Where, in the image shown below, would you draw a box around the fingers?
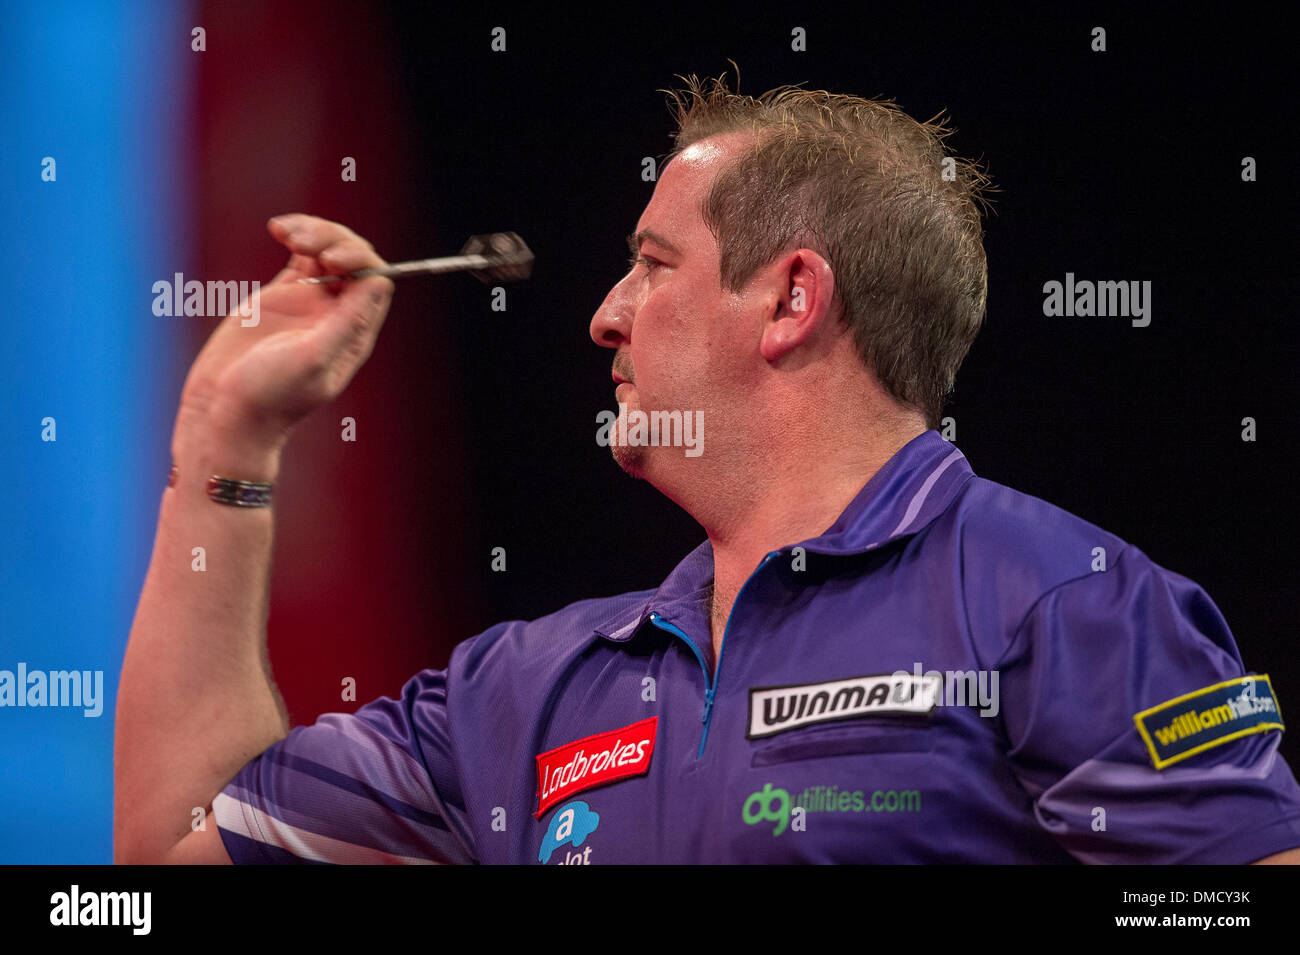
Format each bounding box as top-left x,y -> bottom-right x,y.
311,275 -> 396,387
266,214 -> 387,275
267,213 -> 373,253
319,240 -> 384,274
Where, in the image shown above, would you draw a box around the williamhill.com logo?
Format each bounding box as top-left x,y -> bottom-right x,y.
1134,675 -> 1284,769
1153,690 -> 1275,745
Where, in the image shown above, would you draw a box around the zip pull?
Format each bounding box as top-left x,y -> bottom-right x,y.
702,687 -> 715,723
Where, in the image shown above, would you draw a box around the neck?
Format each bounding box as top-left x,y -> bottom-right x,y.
692,406 -> 927,658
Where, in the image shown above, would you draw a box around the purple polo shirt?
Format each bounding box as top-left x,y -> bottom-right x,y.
213,430 -> 1300,863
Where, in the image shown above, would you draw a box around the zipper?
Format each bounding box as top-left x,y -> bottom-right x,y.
648,550 -> 779,759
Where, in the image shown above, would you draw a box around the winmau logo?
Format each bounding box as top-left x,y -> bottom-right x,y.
747,673 -> 941,739
49,885 -> 150,935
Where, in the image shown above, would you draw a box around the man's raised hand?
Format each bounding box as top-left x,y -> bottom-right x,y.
174,215 -> 396,476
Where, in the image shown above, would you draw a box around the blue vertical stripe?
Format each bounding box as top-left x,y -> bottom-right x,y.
0,0 -> 193,863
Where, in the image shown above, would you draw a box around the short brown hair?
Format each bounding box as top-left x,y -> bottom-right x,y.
663,69 -> 994,430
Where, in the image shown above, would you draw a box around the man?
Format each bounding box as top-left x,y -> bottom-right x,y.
116,75 -> 1300,864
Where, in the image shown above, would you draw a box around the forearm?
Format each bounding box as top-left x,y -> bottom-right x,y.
114,413 -> 289,863
113,213 -> 396,863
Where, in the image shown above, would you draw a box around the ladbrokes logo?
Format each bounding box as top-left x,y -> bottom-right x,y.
535,716 -> 657,817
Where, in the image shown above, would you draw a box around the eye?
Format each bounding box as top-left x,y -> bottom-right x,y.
628,252 -> 660,273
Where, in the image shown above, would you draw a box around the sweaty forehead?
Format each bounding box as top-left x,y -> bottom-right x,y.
662,132 -> 753,189
641,133 -> 751,246
673,136 -> 737,169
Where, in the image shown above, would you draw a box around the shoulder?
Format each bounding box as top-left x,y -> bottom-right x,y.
449,587 -> 656,686
950,474 -> 1132,580
937,474 -> 1241,682
428,588 -> 657,782
934,473 -> 1205,660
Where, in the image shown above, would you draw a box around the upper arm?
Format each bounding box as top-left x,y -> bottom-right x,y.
209,668 -> 477,865
165,817 -> 233,864
997,547 -> 1300,863
1252,847 -> 1300,864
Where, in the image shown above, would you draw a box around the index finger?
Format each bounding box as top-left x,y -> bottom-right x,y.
266,214 -> 377,255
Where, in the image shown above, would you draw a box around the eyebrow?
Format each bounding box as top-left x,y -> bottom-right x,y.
627,229 -> 682,258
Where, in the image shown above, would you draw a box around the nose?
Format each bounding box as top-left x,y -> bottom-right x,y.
589,270 -> 635,349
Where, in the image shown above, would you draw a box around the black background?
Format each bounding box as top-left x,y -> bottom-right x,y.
378,4 -> 1296,764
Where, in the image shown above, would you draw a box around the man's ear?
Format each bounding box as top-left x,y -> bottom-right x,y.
758,249 -> 836,363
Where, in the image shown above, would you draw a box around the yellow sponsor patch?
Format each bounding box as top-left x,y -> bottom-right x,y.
1133,675 -> 1284,770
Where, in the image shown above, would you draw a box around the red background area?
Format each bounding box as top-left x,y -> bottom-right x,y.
192,2 -> 484,725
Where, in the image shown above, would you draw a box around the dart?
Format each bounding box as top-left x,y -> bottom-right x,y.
297,232 -> 534,284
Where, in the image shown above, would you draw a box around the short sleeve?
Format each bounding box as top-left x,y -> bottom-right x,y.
995,546 -> 1300,864
213,668 -> 477,864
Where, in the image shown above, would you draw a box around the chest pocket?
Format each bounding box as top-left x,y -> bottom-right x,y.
750,717 -> 936,767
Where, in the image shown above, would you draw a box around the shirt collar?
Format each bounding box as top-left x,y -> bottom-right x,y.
594,429 -> 974,642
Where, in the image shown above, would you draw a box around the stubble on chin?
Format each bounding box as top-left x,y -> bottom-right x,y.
611,442 -> 646,479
